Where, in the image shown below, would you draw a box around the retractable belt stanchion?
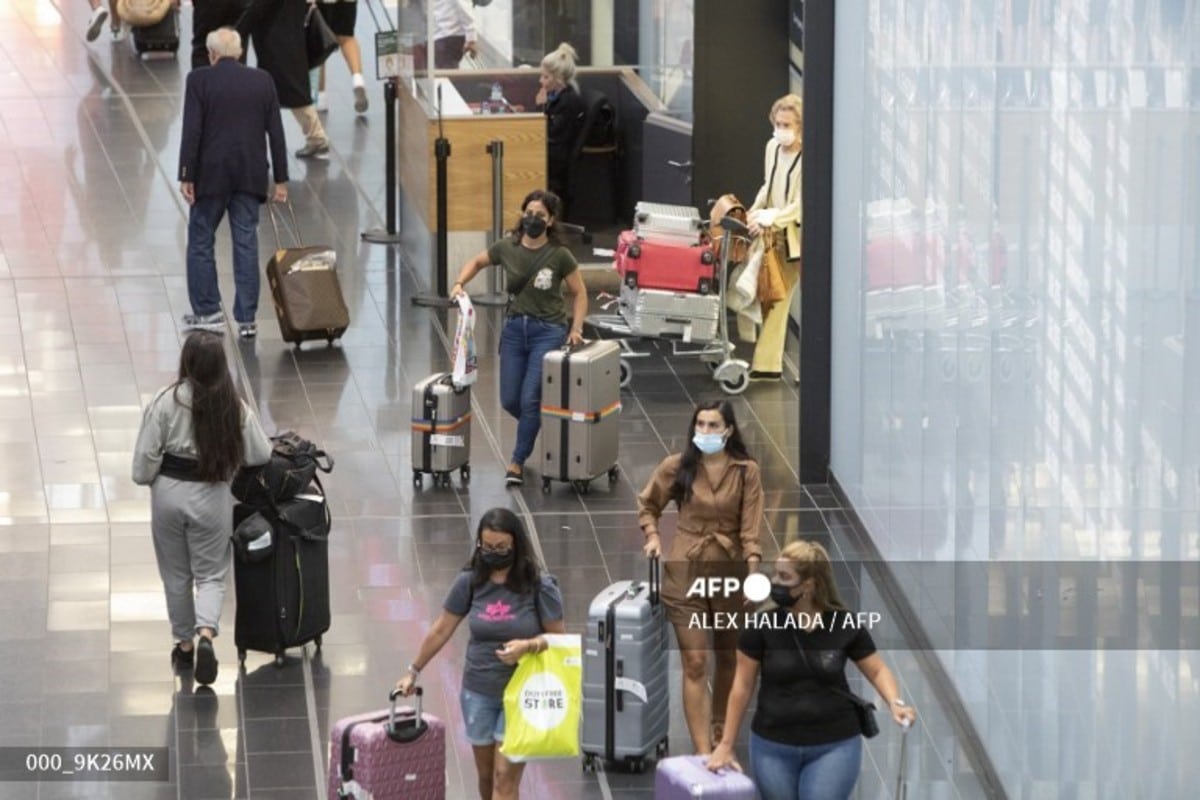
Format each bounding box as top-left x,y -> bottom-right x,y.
471,139 -> 509,307
361,0 -> 401,244
361,78 -> 402,244
412,85 -> 453,307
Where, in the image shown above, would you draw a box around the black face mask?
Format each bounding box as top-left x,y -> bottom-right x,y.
479,549 -> 515,570
522,215 -> 548,239
769,583 -> 798,608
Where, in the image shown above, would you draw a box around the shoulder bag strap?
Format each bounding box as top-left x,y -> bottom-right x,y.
790,623 -> 871,708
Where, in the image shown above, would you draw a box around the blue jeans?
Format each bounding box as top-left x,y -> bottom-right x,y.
750,732 -> 862,800
187,192 -> 262,323
460,687 -> 505,747
499,315 -> 567,466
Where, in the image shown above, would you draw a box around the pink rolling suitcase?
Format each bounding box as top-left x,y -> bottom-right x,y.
328,688 -> 446,800
654,755 -> 756,799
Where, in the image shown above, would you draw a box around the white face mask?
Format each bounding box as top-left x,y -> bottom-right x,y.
773,126 -> 797,147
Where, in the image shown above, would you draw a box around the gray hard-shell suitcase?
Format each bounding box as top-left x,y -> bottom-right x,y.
581,558 -> 670,774
618,283 -> 721,343
411,373 -> 471,488
540,341 -> 621,493
634,201 -> 704,247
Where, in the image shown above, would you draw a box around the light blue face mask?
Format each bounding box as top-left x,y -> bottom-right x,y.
693,432 -> 727,455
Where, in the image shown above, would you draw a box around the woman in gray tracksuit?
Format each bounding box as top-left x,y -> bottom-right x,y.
132,331 -> 272,685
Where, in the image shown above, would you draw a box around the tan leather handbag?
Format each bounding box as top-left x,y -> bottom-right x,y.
117,0 -> 172,27
708,193 -> 751,265
758,230 -> 791,312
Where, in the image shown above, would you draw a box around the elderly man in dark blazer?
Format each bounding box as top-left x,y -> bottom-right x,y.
179,27 -> 288,339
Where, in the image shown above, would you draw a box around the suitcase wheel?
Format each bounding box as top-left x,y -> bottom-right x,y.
656,736 -> 669,757
542,478 -> 551,493
438,472 -> 453,488
624,273 -> 638,289
460,464 -> 470,483
314,635 -> 322,651
700,249 -> 715,265
274,653 -> 286,668
237,648 -> 246,665
628,244 -> 641,259
698,277 -> 712,295
571,479 -> 591,495
618,359 -> 632,388
412,471 -> 423,488
582,754 -> 597,773
607,466 -> 619,485
626,756 -> 646,773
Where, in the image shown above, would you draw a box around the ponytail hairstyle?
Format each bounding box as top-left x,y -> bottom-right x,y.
669,400 -> 753,507
540,42 -> 579,92
173,331 -> 244,482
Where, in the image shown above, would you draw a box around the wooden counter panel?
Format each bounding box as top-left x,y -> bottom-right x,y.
430,116 -> 547,232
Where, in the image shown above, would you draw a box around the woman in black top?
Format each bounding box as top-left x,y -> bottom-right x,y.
535,43 -> 587,214
707,540 -> 917,799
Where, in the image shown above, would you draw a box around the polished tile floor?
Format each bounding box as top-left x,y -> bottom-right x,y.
0,2 -> 994,798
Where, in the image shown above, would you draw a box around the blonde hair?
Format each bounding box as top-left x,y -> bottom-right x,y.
778,539 -> 846,611
206,27 -> 242,60
769,93 -> 804,126
541,42 -> 579,90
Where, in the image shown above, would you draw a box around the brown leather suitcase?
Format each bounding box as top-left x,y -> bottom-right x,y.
265,202 -> 350,347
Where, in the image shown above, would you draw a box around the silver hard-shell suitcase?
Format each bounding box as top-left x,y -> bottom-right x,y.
411,373 -> 471,488
581,558 -> 670,774
634,201 -> 704,247
540,341 -> 621,493
618,283 -> 722,343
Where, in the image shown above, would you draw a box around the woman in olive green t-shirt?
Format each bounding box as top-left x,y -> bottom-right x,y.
450,189 -> 588,486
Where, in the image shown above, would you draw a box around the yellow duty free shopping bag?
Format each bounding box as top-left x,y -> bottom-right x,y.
499,633 -> 582,759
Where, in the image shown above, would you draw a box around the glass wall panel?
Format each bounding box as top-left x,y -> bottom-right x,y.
831,0 -> 1199,795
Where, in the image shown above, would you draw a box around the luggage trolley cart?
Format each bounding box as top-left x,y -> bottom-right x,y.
587,215 -> 754,395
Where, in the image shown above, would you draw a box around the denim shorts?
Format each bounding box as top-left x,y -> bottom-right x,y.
460,687 -> 506,748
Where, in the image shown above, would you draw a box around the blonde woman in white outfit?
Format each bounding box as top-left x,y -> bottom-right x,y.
747,93 -> 803,380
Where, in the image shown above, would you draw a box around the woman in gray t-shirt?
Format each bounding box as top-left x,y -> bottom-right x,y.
396,508 -> 565,799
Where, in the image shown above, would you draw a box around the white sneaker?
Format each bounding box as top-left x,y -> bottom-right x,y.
86,7 -> 109,42
111,24 -> 128,43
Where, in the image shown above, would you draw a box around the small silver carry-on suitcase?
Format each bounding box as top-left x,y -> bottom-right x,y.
581,558 -> 670,774
634,201 -> 704,247
328,687 -> 447,800
618,283 -> 722,343
540,340 -> 622,493
411,373 -> 471,488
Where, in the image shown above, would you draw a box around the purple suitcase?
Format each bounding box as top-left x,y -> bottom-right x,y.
654,755 -> 757,799
328,687 -> 446,800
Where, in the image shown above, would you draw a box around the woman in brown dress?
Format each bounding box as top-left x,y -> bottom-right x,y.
638,400 -> 764,754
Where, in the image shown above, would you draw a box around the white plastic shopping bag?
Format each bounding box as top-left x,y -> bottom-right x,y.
451,294 -> 478,389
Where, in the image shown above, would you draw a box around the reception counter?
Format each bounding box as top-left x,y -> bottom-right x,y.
396,71 -> 547,233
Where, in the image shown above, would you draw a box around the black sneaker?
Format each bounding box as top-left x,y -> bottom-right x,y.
505,465 -> 524,487
194,637 -> 218,686
171,644 -> 194,671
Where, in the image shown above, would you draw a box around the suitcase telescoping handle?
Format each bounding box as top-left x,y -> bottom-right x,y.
647,554 -> 660,605
266,199 -> 306,250
385,686 -> 429,744
895,718 -> 912,799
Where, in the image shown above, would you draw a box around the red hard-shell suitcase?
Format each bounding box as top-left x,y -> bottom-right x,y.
653,755 -> 756,799
328,688 -> 446,800
614,230 -> 718,295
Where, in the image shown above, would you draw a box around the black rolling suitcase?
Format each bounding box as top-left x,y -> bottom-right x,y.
132,6 -> 180,56
232,485 -> 331,666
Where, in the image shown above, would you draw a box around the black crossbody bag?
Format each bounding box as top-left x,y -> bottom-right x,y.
791,627 -> 880,739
